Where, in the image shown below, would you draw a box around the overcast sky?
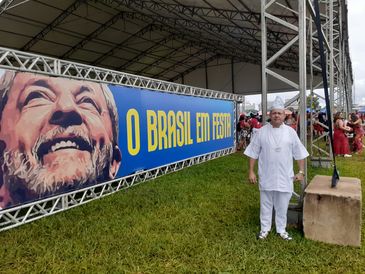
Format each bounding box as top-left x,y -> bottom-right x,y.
246,0 -> 364,108
348,0 -> 365,105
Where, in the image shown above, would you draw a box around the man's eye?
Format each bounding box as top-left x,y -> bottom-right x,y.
79,97 -> 101,113
23,91 -> 48,106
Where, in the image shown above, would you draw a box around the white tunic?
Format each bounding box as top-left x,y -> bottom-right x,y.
244,123 -> 309,193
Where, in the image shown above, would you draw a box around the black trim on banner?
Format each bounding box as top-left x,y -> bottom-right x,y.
313,0 -> 340,188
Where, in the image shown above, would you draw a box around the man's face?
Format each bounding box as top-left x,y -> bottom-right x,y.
269,109 -> 285,127
0,73 -> 120,198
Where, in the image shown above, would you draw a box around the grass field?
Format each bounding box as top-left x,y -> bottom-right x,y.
0,152 -> 364,273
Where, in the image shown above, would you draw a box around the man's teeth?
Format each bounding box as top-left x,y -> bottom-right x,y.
50,140 -> 79,152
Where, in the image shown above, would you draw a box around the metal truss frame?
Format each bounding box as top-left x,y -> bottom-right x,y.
307,0 -> 352,167
0,0 -> 352,231
260,0 -> 312,207
308,0 -> 332,165
0,0 -> 15,16
0,47 -> 242,231
111,0 -> 301,76
0,147 -> 234,232
1,0 -> 313,82
10,2 -> 231,79
21,0 -> 87,52
261,0 -> 307,210
90,23 -> 169,67
113,0 -> 300,50
262,0 -> 352,210
261,0 -> 307,148
0,47 -> 243,101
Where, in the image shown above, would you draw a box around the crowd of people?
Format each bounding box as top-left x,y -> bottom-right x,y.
237,108 -> 365,157
310,110 -> 364,156
236,113 -> 263,150
236,108 -> 298,151
332,111 -> 364,157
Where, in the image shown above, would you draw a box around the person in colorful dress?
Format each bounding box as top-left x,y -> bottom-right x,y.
348,113 -> 364,154
333,112 -> 352,157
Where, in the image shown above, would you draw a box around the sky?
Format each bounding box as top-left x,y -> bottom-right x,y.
348,0 -> 365,106
246,0 -> 365,109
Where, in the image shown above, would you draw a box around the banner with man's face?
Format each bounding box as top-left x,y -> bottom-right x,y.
0,69 -> 234,210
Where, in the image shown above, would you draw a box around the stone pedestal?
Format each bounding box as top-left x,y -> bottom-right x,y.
303,175 -> 362,247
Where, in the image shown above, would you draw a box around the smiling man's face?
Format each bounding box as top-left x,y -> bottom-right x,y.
269,109 -> 285,128
0,72 -> 120,200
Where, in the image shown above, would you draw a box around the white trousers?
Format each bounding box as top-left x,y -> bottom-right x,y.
260,190 -> 292,234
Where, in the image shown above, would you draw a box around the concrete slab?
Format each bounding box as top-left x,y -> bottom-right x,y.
303,175 -> 362,247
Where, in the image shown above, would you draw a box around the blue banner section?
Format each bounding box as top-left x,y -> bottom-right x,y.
109,85 -> 234,177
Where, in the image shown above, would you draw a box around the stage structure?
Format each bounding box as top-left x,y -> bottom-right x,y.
261,0 -> 353,212
0,0 -> 352,229
308,0 -> 353,168
271,0 -> 353,169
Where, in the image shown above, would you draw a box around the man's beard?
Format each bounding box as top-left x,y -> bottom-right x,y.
1,127 -> 114,204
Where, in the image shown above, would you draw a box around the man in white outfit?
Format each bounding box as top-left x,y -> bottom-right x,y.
244,96 -> 309,240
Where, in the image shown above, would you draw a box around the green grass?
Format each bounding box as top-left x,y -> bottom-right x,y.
0,152 -> 364,273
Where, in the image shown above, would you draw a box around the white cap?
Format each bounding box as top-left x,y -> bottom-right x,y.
271,96 -> 285,110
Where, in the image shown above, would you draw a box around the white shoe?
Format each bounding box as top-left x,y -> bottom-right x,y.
344,154 -> 352,158
278,232 -> 293,241
257,231 -> 269,240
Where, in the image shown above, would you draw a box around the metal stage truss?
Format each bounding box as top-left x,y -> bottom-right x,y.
308,0 -> 352,167
0,0 -> 352,230
0,47 -> 244,101
261,0 -> 352,210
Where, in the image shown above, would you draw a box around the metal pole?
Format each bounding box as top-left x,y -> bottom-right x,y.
329,0 -> 334,114
299,0 -> 307,193
231,57 -> 235,93
205,60 -> 208,89
309,18 -> 314,157
261,0 -> 267,123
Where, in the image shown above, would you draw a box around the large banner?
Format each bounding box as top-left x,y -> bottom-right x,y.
0,69 -> 234,210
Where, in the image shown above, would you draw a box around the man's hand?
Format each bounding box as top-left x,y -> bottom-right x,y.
294,173 -> 304,181
248,171 -> 257,184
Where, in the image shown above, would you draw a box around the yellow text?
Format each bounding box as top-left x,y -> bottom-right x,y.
212,113 -> 231,140
126,108 -> 140,155
147,110 -> 193,152
196,112 -> 210,143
